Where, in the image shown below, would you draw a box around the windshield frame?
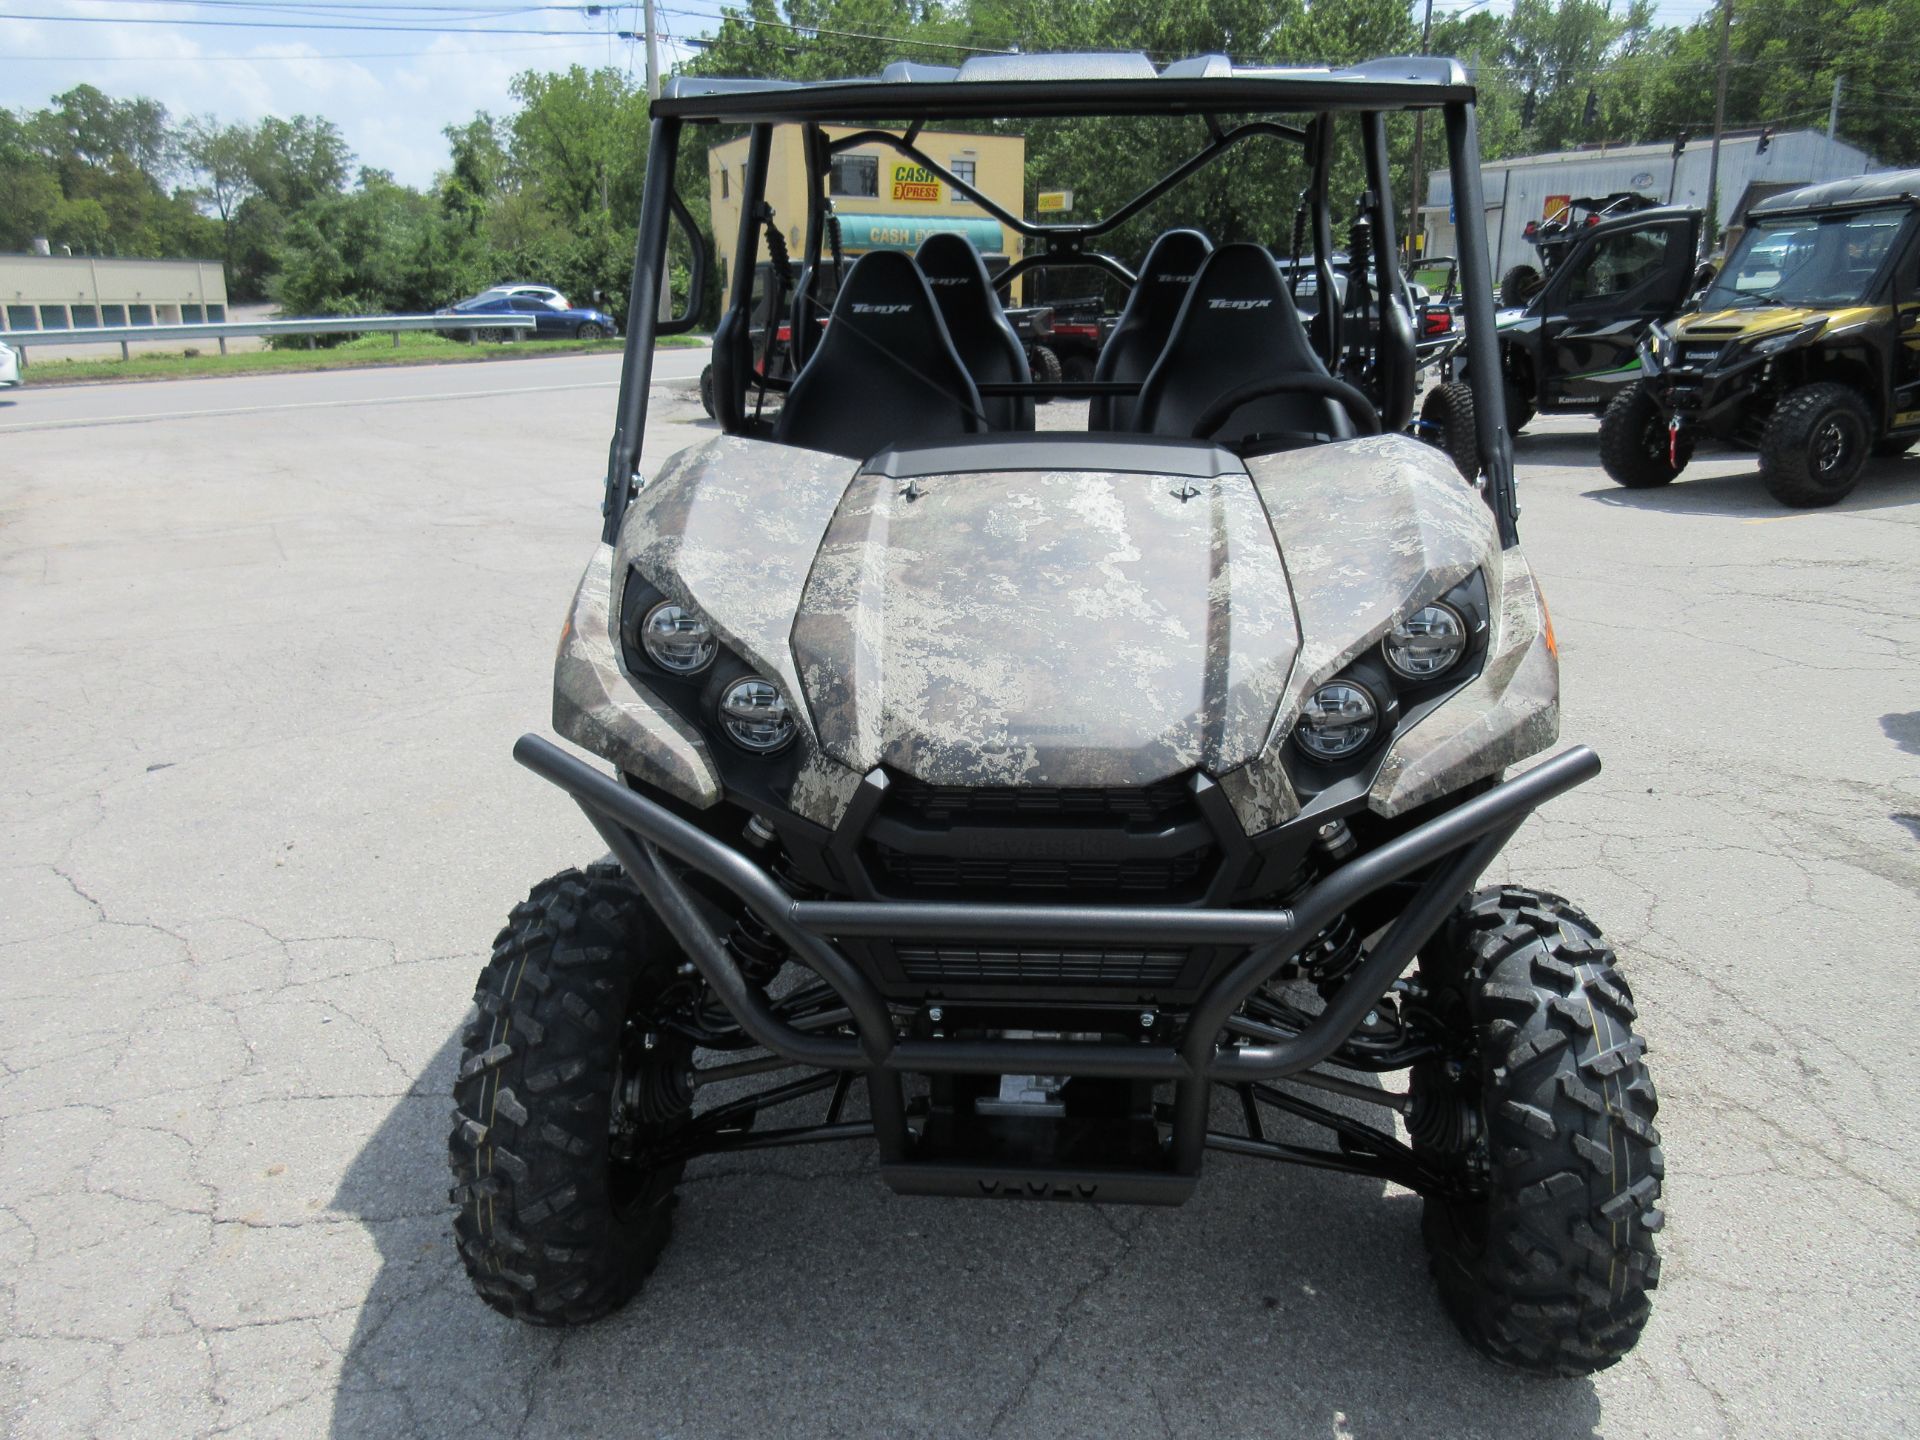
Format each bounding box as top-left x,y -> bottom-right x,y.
1704,205 -> 1916,311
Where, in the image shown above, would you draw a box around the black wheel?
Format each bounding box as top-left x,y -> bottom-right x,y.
1419,381 -> 1479,480
1599,382 -> 1692,488
1502,374 -> 1534,435
1411,887 -> 1663,1377
576,321 -> 607,340
1028,343 -> 1063,387
1760,382 -> 1873,507
1499,264 -> 1543,309
1060,351 -> 1095,383
473,326 -> 505,345
1871,434 -> 1916,458
449,862 -> 692,1326
698,363 -> 716,418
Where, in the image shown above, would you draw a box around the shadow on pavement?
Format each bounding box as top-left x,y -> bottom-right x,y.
1581,455 -> 1920,517
330,1031 -> 1604,1439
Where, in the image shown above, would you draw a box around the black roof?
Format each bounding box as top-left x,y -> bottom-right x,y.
656,53 -> 1474,124
1749,169 -> 1920,215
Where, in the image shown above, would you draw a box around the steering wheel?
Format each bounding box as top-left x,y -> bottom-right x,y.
1188,372 -> 1382,442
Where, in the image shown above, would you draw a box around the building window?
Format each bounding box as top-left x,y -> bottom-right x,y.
128,304 -> 153,325
719,166 -> 729,200
830,153 -> 878,198
950,158 -> 976,201
181,304 -> 204,324
207,304 -> 226,323
71,305 -> 98,328
6,305 -> 36,330
39,305 -> 68,330
101,305 -> 126,325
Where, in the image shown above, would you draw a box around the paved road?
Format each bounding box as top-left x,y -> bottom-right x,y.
1,356 -> 1916,1438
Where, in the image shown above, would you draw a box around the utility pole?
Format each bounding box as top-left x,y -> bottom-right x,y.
1703,0 -> 1733,251
1827,71 -> 1844,173
643,0 -> 662,100
1405,0 -> 1436,265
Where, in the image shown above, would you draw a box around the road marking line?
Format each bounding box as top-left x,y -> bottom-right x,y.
0,377 -> 630,433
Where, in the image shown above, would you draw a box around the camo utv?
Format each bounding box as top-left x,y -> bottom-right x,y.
450,53 -> 1664,1378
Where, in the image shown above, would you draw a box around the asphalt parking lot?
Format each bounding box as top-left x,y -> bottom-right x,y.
1,355 -> 1916,1438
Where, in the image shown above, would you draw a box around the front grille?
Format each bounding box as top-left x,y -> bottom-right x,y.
868,846 -> 1214,896
887,774 -> 1194,825
897,945 -> 1187,986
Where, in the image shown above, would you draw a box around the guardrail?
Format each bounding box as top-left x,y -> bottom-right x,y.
0,312 -> 537,362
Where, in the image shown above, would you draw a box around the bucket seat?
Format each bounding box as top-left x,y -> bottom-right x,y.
1131,242 -> 1356,451
1088,229 -> 1213,430
915,232 -> 1033,431
774,250 -> 988,459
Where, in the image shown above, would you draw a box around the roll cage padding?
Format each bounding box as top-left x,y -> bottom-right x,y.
914,232 -> 1033,432
1089,228 -> 1214,431
1132,243 -> 1356,448
773,250 -> 989,460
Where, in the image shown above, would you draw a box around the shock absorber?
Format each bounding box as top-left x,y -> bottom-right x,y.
721,817 -> 817,988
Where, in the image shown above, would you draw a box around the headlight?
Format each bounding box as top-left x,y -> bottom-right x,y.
717,675 -> 795,753
640,600 -> 717,674
1295,681 -> 1378,760
1383,603 -> 1467,680
1748,319 -> 1824,358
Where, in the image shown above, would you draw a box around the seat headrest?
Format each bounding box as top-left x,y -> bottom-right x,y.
915,231 -> 996,293
826,248 -> 943,328
1173,242 -> 1305,342
1131,229 -> 1214,327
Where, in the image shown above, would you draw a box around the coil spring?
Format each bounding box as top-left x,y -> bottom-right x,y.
723,851 -> 816,987
1273,861 -> 1362,984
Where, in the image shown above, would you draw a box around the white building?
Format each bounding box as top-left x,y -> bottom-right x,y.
0,254 -> 229,333
1421,129 -> 1883,274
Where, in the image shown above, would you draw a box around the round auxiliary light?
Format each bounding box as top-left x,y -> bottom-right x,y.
1295,681 -> 1379,761
717,675 -> 796,754
640,600 -> 717,674
1383,603 -> 1468,680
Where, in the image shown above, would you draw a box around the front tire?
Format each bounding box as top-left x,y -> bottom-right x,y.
1413,888 -> 1664,1377
1599,383 -> 1691,488
698,363 -> 716,418
576,321 -> 607,340
1419,380 -> 1479,480
1760,382 -> 1873,506
1027,343 -> 1063,388
449,863 -> 691,1326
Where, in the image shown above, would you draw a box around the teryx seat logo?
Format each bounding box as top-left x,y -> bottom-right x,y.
851,303 -> 914,315
1208,297 -> 1274,310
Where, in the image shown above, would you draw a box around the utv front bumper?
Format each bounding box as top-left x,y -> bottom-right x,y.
515,733 -> 1599,1204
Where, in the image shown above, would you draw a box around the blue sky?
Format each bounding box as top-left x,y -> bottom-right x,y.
2,0 -> 1718,189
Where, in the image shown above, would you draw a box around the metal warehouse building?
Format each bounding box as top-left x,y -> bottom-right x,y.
0,253 -> 229,334
1421,129 -> 1883,274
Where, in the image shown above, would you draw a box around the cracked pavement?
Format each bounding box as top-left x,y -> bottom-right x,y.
2,358 -> 1916,1437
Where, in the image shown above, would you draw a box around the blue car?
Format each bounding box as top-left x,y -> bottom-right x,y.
441,284 -> 620,341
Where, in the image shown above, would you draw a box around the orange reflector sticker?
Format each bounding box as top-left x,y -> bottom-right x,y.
1539,589 -> 1558,657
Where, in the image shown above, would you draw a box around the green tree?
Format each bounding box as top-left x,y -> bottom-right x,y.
506,66 -> 651,220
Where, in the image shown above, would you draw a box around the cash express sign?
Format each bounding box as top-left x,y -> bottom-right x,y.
890,161 -> 944,203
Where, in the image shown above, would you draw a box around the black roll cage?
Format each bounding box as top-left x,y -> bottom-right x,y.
600,69 -> 1519,550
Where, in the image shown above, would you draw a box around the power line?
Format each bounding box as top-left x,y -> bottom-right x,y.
0,9 -> 595,33
12,37 -> 612,59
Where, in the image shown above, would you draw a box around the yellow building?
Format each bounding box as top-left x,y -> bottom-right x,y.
709,125 -> 1026,303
